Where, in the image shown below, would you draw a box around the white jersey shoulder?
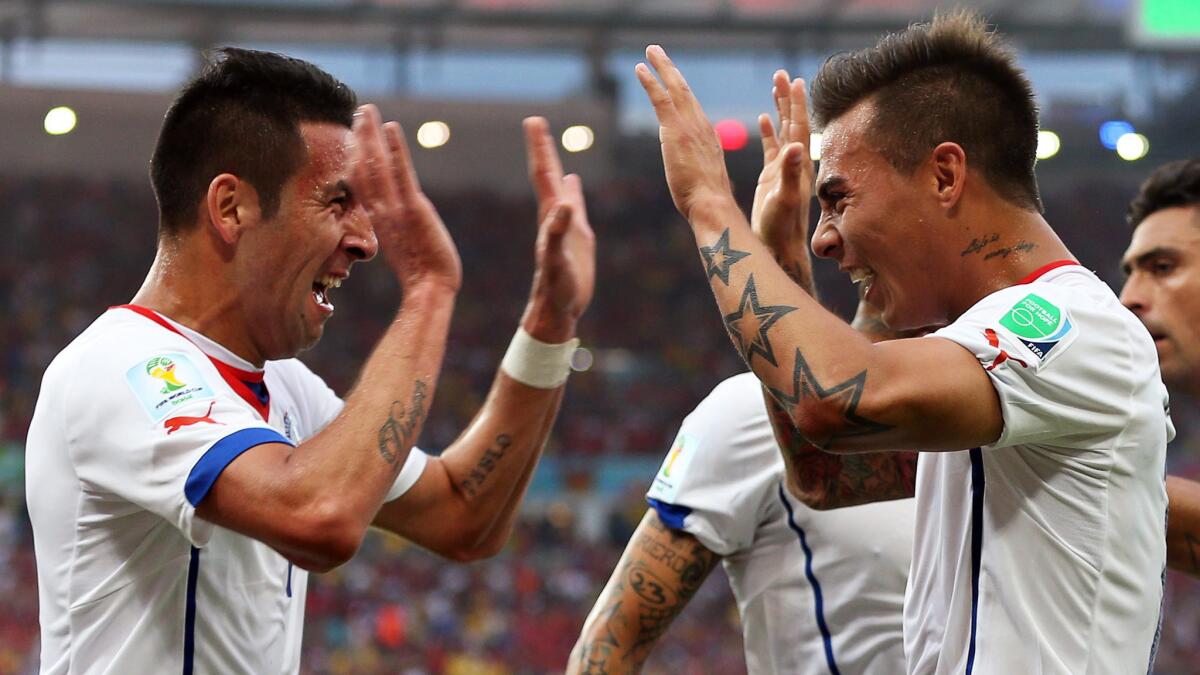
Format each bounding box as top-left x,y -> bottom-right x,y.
911,265 -> 1170,674
647,372 -> 912,675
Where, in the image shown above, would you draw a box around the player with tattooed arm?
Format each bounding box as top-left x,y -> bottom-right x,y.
25,49 -> 594,673
569,71 -> 913,675
636,12 -> 1170,675
1120,158 -> 1200,581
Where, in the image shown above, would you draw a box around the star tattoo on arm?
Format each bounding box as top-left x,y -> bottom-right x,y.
767,348 -> 892,449
700,228 -> 750,286
722,274 -> 797,367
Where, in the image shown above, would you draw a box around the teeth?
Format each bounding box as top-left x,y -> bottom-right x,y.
316,274 -> 343,289
848,268 -> 875,284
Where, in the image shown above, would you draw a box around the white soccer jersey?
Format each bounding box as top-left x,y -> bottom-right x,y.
908,261 -> 1172,675
26,305 -> 427,674
646,372 -> 914,674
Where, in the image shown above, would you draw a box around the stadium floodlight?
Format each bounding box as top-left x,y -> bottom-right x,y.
809,133 -> 822,161
1036,130 -> 1061,160
1115,133 -> 1150,161
714,119 -> 748,152
561,125 -> 594,153
416,121 -> 450,149
44,106 -> 77,136
1099,121 -> 1134,150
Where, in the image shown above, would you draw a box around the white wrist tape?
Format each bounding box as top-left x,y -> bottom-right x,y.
500,327 -> 580,389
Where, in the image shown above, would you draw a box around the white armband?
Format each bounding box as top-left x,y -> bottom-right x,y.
385,448 -> 429,502
500,327 -> 580,389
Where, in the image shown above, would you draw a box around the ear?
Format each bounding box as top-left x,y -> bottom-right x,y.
929,142 -> 967,209
204,173 -> 261,245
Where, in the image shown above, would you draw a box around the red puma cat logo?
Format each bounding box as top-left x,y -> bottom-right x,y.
984,328 -> 1028,371
164,402 -> 223,435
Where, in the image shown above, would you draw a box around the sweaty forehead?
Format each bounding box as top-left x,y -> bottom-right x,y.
816,101 -> 881,186
296,122 -> 353,188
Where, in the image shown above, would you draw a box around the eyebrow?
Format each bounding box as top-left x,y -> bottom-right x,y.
1121,246 -> 1179,275
320,179 -> 353,200
816,176 -> 847,202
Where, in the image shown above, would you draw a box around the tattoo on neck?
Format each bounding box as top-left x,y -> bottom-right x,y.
960,233 -> 1038,260
722,274 -> 798,367
983,240 -> 1037,260
700,228 -> 750,286
961,233 -> 1000,256
458,433 -> 514,498
377,380 -> 428,465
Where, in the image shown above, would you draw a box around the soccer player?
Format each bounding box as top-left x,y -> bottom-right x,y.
635,12 -> 1171,675
25,49 -> 595,672
1120,158 -> 1200,580
569,73 -> 914,675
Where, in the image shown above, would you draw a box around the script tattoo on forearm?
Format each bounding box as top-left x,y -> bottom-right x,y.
722,274 -> 798,367
573,516 -> 718,672
764,388 -> 916,508
377,380 -> 428,465
699,228 -> 750,285
457,433 -> 514,498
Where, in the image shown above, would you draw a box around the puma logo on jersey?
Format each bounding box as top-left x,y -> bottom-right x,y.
164,402 -> 223,434
983,328 -> 1028,371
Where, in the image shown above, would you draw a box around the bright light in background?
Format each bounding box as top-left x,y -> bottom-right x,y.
570,346 -> 593,372
809,133 -> 822,161
1099,120 -> 1134,150
1116,132 -> 1150,161
416,121 -> 450,149
43,106 -> 77,135
561,125 -> 594,153
714,119 -> 748,151
1036,130 -> 1061,160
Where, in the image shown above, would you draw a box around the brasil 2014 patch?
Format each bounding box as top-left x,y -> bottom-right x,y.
125,352 -> 215,422
998,293 -> 1074,361
648,432 -> 699,502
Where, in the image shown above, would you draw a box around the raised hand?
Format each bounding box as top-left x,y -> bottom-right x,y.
350,104 -> 462,294
752,71 -> 816,293
635,45 -> 736,222
520,116 -> 596,343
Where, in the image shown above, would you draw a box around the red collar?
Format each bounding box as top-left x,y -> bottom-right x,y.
113,304 -> 270,421
1017,259 -> 1080,285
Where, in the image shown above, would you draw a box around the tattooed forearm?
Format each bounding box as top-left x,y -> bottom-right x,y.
457,433 -> 514,498
767,348 -> 891,449
571,514 -> 718,674
764,386 -> 916,508
722,275 -> 798,367
700,228 -> 750,285
377,380 -> 428,464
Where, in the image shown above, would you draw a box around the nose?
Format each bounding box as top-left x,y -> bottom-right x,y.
811,216 -> 842,260
343,206 -> 378,262
1119,273 -> 1148,316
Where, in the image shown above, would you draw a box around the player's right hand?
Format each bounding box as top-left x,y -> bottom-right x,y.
350,104 -> 462,294
751,71 -> 814,260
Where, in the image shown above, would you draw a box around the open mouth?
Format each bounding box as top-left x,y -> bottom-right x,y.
312,273 -> 343,313
847,267 -> 876,298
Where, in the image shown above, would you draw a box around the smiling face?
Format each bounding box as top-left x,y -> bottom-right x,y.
1120,205 -> 1200,395
237,121 -> 377,360
810,102 -> 951,331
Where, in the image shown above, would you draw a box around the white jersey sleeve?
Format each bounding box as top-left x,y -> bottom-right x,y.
62,327 -> 292,548
929,274 -> 1171,449
646,373 -> 782,556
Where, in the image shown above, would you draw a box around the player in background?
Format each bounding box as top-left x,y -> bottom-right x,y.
569,71 -> 915,675
635,12 -> 1170,675
25,49 -> 594,673
1120,158 -> 1200,580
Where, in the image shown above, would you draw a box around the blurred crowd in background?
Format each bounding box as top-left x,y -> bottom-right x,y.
0,171 -> 1198,673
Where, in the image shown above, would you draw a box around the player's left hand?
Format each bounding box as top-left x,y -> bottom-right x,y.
635,45 -> 736,223
519,116 -> 596,343
752,71 -> 814,259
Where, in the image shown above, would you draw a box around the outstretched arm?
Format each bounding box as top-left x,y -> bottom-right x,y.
372,117 -> 595,561
568,510 -> 721,674
636,46 -> 1002,455
1167,475 -> 1200,579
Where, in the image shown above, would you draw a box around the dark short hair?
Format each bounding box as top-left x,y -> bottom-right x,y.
150,47 -> 358,235
810,11 -> 1042,211
1128,159 -> 1200,227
